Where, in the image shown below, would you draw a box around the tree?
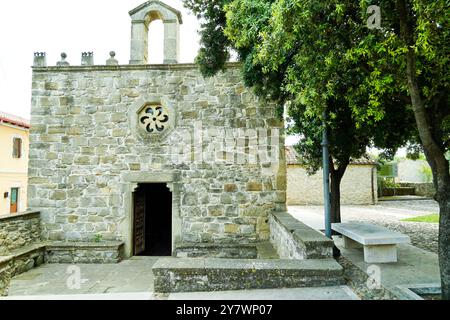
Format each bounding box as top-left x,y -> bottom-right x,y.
184,0 -> 415,228
184,0 -> 449,297
350,0 -> 450,298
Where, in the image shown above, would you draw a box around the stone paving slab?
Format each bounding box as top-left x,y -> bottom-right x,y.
3,257 -> 357,300
0,286 -> 360,300
166,286 -> 360,300
7,257 -> 159,296
335,237 -> 440,298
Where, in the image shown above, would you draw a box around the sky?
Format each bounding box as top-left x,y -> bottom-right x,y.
0,0 -> 201,119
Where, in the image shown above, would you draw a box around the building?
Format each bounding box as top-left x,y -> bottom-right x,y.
28,1 -> 286,259
286,146 -> 378,205
0,111 -> 30,215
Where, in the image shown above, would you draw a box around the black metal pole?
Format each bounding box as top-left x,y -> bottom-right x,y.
322,110 -> 332,239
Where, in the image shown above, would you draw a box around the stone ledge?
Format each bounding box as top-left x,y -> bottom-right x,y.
46,241 -> 124,250
9,242 -> 47,259
153,257 -> 343,293
32,62 -> 242,73
0,211 -> 40,222
175,242 -> 258,259
0,242 -> 47,296
270,212 -> 333,259
45,241 -> 125,264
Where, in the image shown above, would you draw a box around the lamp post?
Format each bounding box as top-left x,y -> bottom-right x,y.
322,109 -> 332,239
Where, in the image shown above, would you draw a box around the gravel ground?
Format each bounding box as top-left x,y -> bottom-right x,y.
289,199 -> 440,254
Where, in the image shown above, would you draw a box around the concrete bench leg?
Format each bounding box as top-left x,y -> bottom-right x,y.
343,236 -> 362,249
363,244 -> 397,263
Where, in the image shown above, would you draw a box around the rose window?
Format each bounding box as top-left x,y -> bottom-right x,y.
139,105 -> 169,133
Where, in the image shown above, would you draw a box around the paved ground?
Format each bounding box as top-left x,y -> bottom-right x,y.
2,199 -> 439,300
289,199 -> 439,254
334,237 -> 440,300
1,286 -> 359,300
3,257 -> 358,300
7,257 -> 157,296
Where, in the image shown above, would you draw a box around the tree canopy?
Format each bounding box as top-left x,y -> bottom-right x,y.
183,0 -> 450,298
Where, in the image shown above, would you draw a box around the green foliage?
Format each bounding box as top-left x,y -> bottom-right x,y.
93,234 -> 103,243
402,214 -> 439,223
183,0 -> 232,77
352,0 -> 450,153
420,164 -> 433,183
379,177 -> 400,189
183,0 -> 417,174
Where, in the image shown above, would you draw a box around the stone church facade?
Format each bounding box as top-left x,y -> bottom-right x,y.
28,1 -> 286,259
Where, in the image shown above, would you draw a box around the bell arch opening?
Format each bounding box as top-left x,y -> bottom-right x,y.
129,1 -> 182,64
147,18 -> 164,64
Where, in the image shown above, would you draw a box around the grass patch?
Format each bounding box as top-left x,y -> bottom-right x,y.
402,214 -> 439,223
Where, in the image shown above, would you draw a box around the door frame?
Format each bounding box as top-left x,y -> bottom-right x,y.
10,187 -> 19,213
121,171 -> 181,258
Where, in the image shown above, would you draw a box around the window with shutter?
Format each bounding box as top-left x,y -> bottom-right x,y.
12,138 -> 22,158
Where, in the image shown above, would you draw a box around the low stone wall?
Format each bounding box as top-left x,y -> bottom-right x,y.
287,164 -> 377,205
0,244 -> 47,296
381,187 -> 416,197
9,244 -> 46,276
0,257 -> 11,296
399,183 -> 435,198
0,211 -> 43,296
269,212 -> 333,259
153,257 -> 343,293
45,241 -> 124,264
0,211 -> 41,255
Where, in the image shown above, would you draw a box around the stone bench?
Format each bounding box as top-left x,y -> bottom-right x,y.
0,242 -> 47,296
332,222 -> 410,263
45,241 -> 124,264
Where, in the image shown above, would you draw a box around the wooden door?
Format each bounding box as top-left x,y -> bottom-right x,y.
133,189 -> 146,255
10,188 -> 18,213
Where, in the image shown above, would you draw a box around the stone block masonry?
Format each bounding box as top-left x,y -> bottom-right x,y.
153,257 -> 344,293
0,211 -> 41,255
0,211 -> 45,296
269,212 -> 333,259
29,62 -> 287,257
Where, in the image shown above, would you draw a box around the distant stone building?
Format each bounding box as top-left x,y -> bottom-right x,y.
28,1 -> 286,259
0,112 -> 30,215
286,146 -> 377,205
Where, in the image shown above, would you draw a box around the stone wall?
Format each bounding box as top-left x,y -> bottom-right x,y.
0,211 -> 41,255
287,164 -> 376,205
0,257 -> 11,296
269,212 -> 333,259
29,63 -> 286,257
399,183 -> 435,198
0,211 -> 43,296
45,241 -> 124,264
397,159 -> 430,183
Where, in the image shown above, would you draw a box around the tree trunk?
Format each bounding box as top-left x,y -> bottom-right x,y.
329,157 -> 349,226
438,196 -> 450,299
330,168 -> 348,225
397,0 -> 450,299
328,158 -> 349,258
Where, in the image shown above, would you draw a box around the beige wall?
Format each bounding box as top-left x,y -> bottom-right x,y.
0,123 -> 29,215
287,164 -> 377,205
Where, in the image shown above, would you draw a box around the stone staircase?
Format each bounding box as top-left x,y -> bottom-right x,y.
153,211 -> 343,294
153,257 -> 344,293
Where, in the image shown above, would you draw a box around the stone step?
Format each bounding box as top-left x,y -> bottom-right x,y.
153,258 -> 344,293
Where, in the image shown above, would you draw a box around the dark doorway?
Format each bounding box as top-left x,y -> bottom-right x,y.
133,183 -> 172,256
